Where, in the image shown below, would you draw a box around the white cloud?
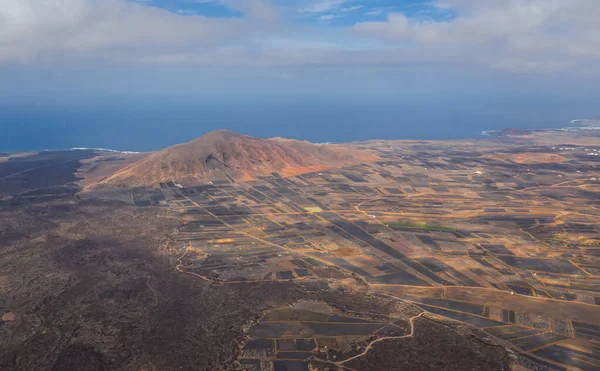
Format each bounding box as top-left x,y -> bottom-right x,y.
365,9 -> 384,16
176,9 -> 198,15
354,0 -> 600,72
187,0 -> 280,20
318,14 -> 337,21
340,5 -> 363,12
0,0 -> 244,62
0,0 -> 598,77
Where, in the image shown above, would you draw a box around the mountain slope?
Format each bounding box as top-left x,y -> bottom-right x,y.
98,130 -> 377,187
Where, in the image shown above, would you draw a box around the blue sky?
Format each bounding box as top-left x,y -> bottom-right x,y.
134,0 -> 455,25
137,0 -> 243,18
0,0 -> 599,101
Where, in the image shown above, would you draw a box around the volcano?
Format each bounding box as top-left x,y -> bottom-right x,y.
98,130 -> 377,187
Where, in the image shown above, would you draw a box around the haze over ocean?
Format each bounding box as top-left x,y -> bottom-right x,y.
2,94 -> 598,153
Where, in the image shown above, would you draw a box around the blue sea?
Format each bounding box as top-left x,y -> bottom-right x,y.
1,94 -> 598,153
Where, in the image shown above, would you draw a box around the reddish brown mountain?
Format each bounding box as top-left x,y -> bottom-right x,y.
98,130 -> 377,187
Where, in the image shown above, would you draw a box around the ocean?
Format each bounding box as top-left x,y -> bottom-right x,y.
1,94 -> 598,153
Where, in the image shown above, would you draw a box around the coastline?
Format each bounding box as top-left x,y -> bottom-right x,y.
481,118 -> 600,137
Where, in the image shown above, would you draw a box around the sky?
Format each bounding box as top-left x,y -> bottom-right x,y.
0,0 -> 599,149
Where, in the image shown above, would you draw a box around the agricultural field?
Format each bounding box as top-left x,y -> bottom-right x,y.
2,129 -> 599,370
79,130 -> 599,370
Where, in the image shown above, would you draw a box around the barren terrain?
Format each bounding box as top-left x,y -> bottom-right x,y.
1,128 -> 599,370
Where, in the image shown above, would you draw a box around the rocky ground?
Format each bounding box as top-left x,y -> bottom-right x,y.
0,197 -> 308,370
0,195 -> 517,370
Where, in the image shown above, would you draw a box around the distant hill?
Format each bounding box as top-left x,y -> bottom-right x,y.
497,128 -> 532,137
98,130 -> 377,187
